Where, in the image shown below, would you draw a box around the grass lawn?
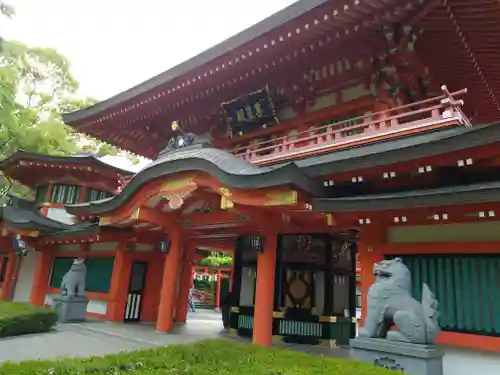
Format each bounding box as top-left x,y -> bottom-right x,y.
0,339 -> 400,374
0,301 -> 57,338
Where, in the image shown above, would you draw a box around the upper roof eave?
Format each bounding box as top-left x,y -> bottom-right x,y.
62,0 -> 331,125
0,150 -> 135,176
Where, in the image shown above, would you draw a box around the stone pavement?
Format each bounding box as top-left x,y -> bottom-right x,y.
0,309 -> 225,363
1,309 -> 498,375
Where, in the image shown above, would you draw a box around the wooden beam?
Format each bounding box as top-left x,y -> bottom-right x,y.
130,206 -> 180,231
180,211 -> 243,228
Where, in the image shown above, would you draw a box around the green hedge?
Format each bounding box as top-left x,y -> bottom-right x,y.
0,301 -> 57,338
0,339 -> 398,374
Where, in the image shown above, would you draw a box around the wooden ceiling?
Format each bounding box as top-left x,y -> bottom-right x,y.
415,0 -> 500,123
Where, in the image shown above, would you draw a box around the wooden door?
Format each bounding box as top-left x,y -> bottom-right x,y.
124,261 -> 148,322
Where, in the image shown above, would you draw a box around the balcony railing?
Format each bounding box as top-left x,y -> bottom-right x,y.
229,86 -> 470,165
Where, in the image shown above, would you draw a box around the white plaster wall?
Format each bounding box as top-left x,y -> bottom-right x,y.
44,293 -> 108,315
46,207 -> 75,225
12,250 -> 37,302
86,300 -> 108,315
239,267 -> 255,307
443,347 -> 500,375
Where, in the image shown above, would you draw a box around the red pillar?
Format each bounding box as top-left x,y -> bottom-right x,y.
229,256 -> 235,291
30,248 -> 54,306
175,245 -> 195,323
252,233 -> 277,346
106,244 -> 132,322
1,252 -> 16,301
358,223 -> 386,327
141,250 -> 164,322
215,271 -> 221,310
156,230 -> 183,332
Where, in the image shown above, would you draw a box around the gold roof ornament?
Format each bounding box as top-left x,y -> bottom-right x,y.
171,121 -> 179,131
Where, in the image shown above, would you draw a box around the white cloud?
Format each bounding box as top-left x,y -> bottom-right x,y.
4,0 -> 297,100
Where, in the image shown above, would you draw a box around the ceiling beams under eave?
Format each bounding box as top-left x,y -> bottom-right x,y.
75,0 -> 423,157
416,0 -> 500,123
114,32 -> 389,154
109,35 -> 389,158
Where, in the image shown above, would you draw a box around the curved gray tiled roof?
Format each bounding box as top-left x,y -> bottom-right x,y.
0,195 -> 124,238
65,139 -> 324,215
0,196 -> 75,232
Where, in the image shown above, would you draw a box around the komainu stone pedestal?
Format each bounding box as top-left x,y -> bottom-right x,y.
350,337 -> 444,375
53,295 -> 89,323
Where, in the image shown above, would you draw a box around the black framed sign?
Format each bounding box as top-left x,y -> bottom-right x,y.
221,86 -> 279,136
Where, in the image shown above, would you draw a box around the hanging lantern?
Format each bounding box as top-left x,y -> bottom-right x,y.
158,237 -> 171,254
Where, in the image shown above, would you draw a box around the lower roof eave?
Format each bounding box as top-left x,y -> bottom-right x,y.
312,181 -> 500,212
45,225 -> 134,240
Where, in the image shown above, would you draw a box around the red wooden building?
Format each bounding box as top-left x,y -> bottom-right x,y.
1,0 -> 500,357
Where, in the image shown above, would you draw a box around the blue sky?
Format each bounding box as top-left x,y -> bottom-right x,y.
4,0 -> 296,100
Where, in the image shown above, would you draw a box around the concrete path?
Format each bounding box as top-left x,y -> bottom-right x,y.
0,310 -> 225,363
1,309 -> 499,375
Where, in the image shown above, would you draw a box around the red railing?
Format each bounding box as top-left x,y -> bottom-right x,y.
229,86 -> 470,165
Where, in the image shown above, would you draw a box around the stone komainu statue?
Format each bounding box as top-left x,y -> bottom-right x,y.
60,259 -> 87,297
358,258 -> 440,344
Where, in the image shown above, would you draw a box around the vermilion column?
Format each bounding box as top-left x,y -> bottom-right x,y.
253,233 -> 278,346
229,252 -> 235,291
215,270 -> 222,310
141,250 -> 164,322
30,248 -> 54,306
358,222 -> 386,326
1,252 -> 16,301
174,246 -> 195,323
156,229 -> 183,332
106,244 -> 132,322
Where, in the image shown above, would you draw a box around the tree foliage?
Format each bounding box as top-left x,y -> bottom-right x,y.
0,33 -> 137,197
198,252 -> 233,267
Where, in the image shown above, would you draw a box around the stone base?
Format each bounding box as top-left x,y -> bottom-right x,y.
53,295 -> 89,323
349,337 -> 444,375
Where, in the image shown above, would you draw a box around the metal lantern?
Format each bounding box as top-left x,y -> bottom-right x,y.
158,238 -> 171,254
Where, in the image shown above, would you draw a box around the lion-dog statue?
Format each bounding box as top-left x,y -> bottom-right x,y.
60,258 -> 87,297
358,258 -> 440,344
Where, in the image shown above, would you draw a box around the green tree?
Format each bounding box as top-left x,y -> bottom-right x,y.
0,39 -> 134,198
198,252 -> 233,267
